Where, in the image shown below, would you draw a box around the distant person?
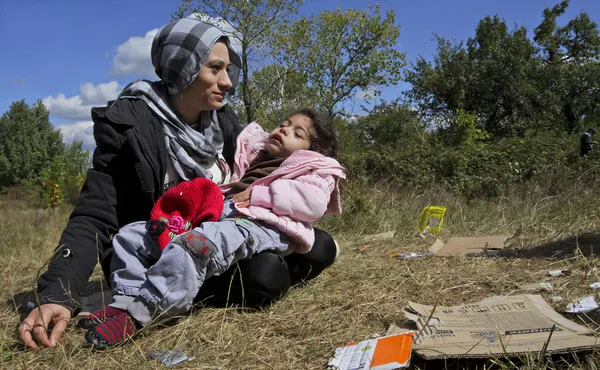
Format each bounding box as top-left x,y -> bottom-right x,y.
580,128 -> 597,156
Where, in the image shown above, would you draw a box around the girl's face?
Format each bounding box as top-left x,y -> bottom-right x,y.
180,41 -> 233,112
266,114 -> 313,158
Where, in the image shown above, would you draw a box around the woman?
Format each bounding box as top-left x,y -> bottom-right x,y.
19,18 -> 338,349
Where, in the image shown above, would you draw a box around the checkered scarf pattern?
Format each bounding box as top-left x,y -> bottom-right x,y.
117,18 -> 241,181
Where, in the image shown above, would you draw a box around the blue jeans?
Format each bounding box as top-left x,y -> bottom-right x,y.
109,200 -> 289,326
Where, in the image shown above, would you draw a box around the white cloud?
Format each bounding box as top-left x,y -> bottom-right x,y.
43,94 -> 93,120
80,81 -> 120,105
56,121 -> 95,149
109,29 -> 158,77
355,88 -> 376,101
43,81 -> 121,120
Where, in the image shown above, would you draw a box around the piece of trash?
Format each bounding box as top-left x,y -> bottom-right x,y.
549,269 -> 571,277
362,231 -> 395,243
392,252 -> 433,260
327,332 -> 414,370
551,296 -> 563,303
566,296 -> 599,314
523,282 -> 553,292
428,235 -> 513,257
397,294 -> 600,360
418,206 -> 446,234
590,282 -> 600,290
148,349 -> 194,367
360,245 -> 370,252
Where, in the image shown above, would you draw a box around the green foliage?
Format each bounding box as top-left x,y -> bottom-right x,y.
337,100 -> 589,200
439,109 -> 492,147
246,65 -> 317,128
0,100 -> 64,188
405,0 -> 600,137
38,142 -> 89,208
279,5 -> 405,117
355,100 -> 427,149
0,100 -> 89,207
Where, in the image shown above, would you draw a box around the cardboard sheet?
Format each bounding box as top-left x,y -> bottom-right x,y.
428,236 -> 511,257
393,294 -> 599,360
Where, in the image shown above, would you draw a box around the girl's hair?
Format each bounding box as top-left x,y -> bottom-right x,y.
289,108 -> 339,159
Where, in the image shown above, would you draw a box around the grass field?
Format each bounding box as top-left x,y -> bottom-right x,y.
3,181 -> 600,369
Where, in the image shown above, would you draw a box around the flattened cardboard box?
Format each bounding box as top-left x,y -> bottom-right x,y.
428,235 -> 511,257
390,295 -> 599,360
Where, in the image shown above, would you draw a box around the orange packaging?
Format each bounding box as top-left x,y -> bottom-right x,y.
327,332 -> 414,370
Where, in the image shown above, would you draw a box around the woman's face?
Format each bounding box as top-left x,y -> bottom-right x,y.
180,41 -> 233,112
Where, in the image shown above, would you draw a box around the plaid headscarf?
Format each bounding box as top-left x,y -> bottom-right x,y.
117,18 -> 241,181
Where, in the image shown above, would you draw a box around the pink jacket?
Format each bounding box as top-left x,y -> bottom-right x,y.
219,122 -> 346,253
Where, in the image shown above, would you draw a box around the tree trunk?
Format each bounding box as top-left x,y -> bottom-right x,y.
242,46 -> 253,123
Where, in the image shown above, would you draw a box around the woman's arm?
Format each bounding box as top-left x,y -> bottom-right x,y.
36,108 -> 127,312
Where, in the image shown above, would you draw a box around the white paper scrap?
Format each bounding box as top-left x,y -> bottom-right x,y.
566,296 -> 599,313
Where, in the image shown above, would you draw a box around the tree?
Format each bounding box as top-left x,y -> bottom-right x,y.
354,100 -> 427,149
533,0 -> 600,132
0,100 -> 64,188
249,64 -> 316,128
174,0 -> 303,123
279,5 -> 405,117
405,1 -> 600,137
405,16 -> 540,137
0,100 -> 89,206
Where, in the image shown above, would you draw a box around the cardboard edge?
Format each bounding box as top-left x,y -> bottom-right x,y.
414,343 -> 600,360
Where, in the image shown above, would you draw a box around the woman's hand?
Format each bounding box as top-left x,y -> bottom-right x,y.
19,303 -> 72,349
233,189 -> 252,208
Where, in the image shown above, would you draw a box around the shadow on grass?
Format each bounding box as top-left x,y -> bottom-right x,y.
500,231 -> 600,260
411,350 -> 597,370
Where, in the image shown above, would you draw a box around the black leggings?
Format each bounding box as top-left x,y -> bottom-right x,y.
194,228 -> 337,308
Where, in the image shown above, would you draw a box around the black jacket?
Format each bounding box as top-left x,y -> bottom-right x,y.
36,99 -> 243,312
580,132 -> 594,156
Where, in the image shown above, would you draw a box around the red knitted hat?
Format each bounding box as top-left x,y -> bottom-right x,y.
149,178 -> 224,250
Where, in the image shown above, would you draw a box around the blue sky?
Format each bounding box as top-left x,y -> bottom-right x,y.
1,0 -> 598,149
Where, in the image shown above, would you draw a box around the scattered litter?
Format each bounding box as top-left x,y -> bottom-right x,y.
418,206 -> 446,234
327,332 -> 414,370
548,269 -> 571,277
551,296 -> 563,303
392,252 -> 433,260
565,296 -> 599,314
394,294 -> 599,360
523,282 -> 553,292
148,349 -> 194,367
428,235 -> 515,257
590,282 -> 600,290
360,245 -> 370,252
363,231 -> 396,243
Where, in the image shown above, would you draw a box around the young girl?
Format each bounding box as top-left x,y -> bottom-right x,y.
79,108 -> 345,348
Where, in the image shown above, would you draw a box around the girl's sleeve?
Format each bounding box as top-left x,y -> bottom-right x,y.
250,173 -> 335,222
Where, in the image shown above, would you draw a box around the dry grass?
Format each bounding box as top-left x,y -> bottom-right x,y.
3,182 -> 600,369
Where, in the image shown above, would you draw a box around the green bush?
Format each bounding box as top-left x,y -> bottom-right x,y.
339,117 -> 592,200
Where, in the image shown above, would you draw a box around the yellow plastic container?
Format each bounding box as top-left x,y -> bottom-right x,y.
418,206 -> 447,234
